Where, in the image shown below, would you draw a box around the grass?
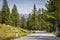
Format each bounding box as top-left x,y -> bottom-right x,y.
0,24 -> 31,40
52,31 -> 60,38
49,31 -> 56,35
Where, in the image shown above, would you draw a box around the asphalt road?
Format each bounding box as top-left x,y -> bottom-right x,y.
14,31 -> 60,40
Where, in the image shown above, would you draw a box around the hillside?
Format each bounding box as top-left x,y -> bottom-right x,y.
0,24 -> 31,40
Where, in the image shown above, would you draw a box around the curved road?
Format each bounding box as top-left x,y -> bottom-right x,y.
14,31 -> 60,40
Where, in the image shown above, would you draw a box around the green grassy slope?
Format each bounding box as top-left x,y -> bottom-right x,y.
0,24 -> 31,40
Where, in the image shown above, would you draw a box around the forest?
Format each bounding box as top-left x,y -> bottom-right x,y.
0,0 -> 60,38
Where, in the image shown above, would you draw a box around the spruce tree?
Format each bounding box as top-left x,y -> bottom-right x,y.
1,0 -> 10,25
46,0 -> 60,33
46,0 -> 56,12
11,4 -> 20,27
27,14 -> 32,30
31,4 -> 38,30
38,8 -> 41,30
21,15 -> 26,29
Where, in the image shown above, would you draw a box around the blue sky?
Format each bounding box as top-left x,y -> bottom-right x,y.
0,0 -> 48,14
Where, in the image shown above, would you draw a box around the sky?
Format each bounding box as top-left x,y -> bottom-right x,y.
0,0 -> 48,14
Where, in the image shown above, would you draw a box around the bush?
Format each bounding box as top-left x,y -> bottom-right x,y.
56,30 -> 60,38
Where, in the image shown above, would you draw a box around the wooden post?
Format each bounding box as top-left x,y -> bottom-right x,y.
16,29 -> 18,37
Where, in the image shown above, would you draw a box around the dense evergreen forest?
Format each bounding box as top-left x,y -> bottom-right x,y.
0,0 -> 60,37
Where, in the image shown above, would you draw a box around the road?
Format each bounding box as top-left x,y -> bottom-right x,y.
14,31 -> 60,40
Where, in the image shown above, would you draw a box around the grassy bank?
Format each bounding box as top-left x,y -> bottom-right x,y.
0,24 -> 31,40
52,31 -> 60,38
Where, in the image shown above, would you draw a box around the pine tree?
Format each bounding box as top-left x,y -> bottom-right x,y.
46,0 -> 56,12
11,4 -> 20,27
46,0 -> 60,33
37,8 -> 47,30
21,15 -> 26,29
27,14 -> 32,30
1,0 -> 10,25
46,0 -> 60,12
31,4 -> 38,30
54,0 -> 60,12
54,0 -> 60,37
38,8 -> 41,30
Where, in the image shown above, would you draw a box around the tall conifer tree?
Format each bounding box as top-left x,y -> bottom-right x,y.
1,0 -> 10,25
21,15 -> 26,29
31,4 -> 38,30
27,14 -> 32,30
11,4 -> 20,27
